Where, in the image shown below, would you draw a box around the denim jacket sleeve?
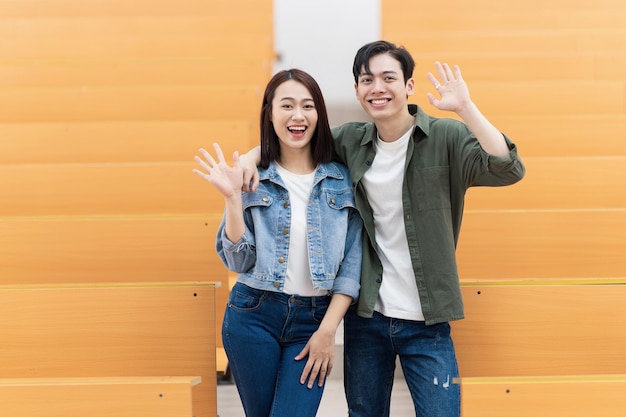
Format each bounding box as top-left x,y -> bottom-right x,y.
215,210 -> 257,273
331,205 -> 363,302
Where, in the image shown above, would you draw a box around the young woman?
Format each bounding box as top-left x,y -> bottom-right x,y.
193,68 -> 362,417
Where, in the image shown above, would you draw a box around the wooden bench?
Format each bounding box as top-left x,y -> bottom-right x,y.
456,210 -> 626,280
382,0 -> 623,16
410,79 -> 623,118
383,9 -> 626,32
0,0 -> 272,18
0,217 -> 227,283
0,17 -> 274,63
0,84 -> 261,122
0,58 -> 272,89
0,282 -> 218,417
464,157 -> 626,211
454,283 -> 626,377
461,374 -> 626,417
405,52 -> 626,82
0,163 -> 239,216
386,30 -> 626,56
490,114 -> 626,157
0,376 -> 200,417
0,120 -> 255,164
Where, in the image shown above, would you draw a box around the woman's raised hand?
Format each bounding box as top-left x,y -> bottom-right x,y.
193,143 -> 244,199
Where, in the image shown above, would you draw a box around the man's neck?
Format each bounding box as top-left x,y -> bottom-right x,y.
374,111 -> 415,143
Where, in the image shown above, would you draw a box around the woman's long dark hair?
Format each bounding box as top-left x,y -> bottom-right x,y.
259,69 -> 334,168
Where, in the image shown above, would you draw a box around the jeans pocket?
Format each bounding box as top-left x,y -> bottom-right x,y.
228,284 -> 264,312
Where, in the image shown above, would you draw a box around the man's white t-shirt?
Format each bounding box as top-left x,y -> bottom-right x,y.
361,127 -> 424,321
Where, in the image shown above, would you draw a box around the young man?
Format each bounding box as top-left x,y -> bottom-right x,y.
241,40 -> 525,417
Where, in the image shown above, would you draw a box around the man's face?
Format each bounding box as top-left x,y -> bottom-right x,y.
354,53 -> 414,122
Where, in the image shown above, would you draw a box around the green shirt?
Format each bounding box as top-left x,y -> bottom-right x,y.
332,104 -> 525,325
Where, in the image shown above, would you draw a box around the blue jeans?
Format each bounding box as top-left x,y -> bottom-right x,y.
344,309 -> 460,417
222,282 -> 330,417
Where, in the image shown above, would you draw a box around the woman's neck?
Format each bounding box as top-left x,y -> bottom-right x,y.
277,149 -> 316,174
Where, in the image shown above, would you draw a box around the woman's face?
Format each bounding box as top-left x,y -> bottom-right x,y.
270,80 -> 318,153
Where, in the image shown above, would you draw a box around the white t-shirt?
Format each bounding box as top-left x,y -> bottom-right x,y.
275,164 -> 328,296
361,127 -> 425,321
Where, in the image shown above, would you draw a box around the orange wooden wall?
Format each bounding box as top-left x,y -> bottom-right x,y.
0,0 -> 274,349
382,0 -> 626,414
382,0 -> 626,282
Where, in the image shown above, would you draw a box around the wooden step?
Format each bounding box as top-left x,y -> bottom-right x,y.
410,79 -> 624,118
0,217 -> 228,285
490,114 -> 626,158
0,162 -> 230,216
461,374 -> 626,417
0,84 -> 261,122
0,218 -> 231,345
0,120 -> 255,164
384,9 -> 626,31
456,210 -> 626,280
0,376 -> 200,417
407,52 -> 626,81
0,16 -> 272,38
0,31 -> 273,61
0,58 -> 272,89
8,155 -> 622,217
464,156 -> 626,211
454,284 -> 626,377
382,0 -> 624,13
0,282 -> 218,417
0,0 -> 272,18
386,30 -> 626,56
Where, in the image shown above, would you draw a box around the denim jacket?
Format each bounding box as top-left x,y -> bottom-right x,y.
216,161 -> 362,301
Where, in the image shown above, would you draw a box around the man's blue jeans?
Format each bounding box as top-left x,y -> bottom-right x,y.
344,309 -> 461,417
222,282 -> 330,417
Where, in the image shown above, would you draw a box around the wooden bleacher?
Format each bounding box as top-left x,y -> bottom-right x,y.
382,0 -> 626,415
0,377 -> 201,417
0,282 -> 217,416
0,0 -> 273,414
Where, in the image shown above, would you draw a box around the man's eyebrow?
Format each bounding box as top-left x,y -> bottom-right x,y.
359,70 -> 398,77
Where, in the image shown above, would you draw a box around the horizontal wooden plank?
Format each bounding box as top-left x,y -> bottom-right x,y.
0,162 -> 238,216
409,52 -> 626,81
382,0 -> 625,14
387,30 -> 626,55
465,157 -> 626,210
0,376 -> 201,386
2,156 -> 623,216
0,0 -> 272,18
455,285 -> 626,377
0,376 -> 199,417
0,16 -> 272,39
461,375 -> 626,417
0,84 -> 262,122
0,120 -> 255,164
384,10 -> 626,31
0,58 -> 273,88
456,210 -> 626,280
0,217 -> 228,284
0,33 -> 273,60
491,114 -> 626,157
0,283 -> 216,417
409,80 -> 625,117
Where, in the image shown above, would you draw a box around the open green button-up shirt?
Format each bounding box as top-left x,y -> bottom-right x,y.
332,104 -> 525,325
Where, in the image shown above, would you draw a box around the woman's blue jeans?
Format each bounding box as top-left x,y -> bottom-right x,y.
344,309 -> 461,417
222,282 -> 330,417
